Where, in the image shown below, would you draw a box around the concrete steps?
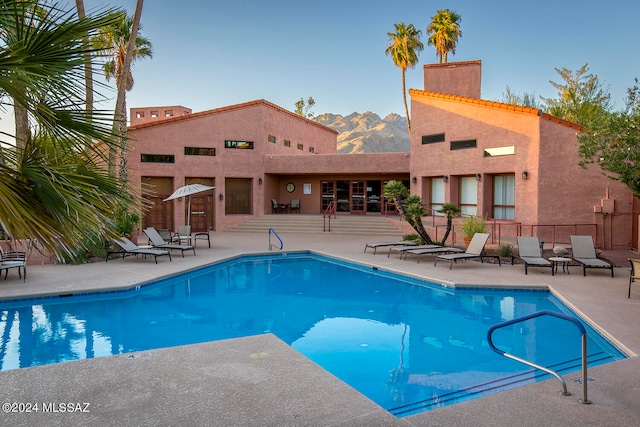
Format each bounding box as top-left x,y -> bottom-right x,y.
227,214 -> 405,236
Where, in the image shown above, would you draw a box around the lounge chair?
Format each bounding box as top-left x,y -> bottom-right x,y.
172,225 -> 192,245
144,227 -> 196,257
0,246 -> 26,282
403,245 -> 464,263
387,244 -> 441,258
364,241 -> 417,254
434,233 -> 500,269
629,258 -> 640,298
516,236 -> 554,275
107,237 -> 171,264
569,235 -> 614,277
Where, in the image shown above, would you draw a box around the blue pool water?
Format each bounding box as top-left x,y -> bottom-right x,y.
0,253 -> 626,416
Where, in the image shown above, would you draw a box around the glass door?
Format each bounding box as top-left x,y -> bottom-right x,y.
351,181 -> 365,214
321,181 -> 335,212
336,180 -> 350,212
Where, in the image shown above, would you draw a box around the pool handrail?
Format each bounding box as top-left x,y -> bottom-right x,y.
268,228 -> 283,251
487,310 -> 591,404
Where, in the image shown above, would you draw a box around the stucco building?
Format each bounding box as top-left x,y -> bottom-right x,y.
127,61 -> 638,250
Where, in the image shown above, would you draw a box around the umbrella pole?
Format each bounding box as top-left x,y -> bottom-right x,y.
187,195 -> 191,226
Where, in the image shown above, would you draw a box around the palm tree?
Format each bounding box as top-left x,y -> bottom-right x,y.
0,0 -> 134,260
385,23 -> 423,132
426,9 -> 462,64
438,202 -> 461,244
383,180 -> 436,244
93,9 -> 152,180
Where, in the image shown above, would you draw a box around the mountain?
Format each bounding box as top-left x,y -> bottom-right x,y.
315,112 -> 410,153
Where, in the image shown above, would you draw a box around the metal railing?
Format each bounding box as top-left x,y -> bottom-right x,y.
268,228 -> 283,251
487,310 -> 591,404
323,201 -> 336,232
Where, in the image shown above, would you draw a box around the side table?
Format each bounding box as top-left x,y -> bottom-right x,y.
549,256 -> 572,274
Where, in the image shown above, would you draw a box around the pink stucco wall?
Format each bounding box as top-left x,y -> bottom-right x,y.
423,60 -> 481,99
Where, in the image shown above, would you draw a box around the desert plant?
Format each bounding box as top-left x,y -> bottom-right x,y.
497,242 -> 514,257
438,202 -> 461,244
114,204 -> 140,237
459,215 -> 487,238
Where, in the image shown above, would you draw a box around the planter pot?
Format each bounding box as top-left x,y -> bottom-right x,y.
463,237 -> 472,249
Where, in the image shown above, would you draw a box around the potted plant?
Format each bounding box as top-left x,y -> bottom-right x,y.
459,215 -> 487,248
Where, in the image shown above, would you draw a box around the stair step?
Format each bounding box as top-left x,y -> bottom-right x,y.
227,214 -> 405,236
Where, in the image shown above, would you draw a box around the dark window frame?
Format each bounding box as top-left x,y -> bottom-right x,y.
224,140 -> 254,149
141,154 -> 175,163
422,133 -> 445,145
450,139 -> 477,150
184,147 -> 216,156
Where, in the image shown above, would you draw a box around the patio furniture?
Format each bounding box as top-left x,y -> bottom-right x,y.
569,235 -> 614,277
144,227 -> 196,257
434,233 -> 500,269
517,236 -> 554,275
107,237 -> 172,264
0,246 -> 26,282
290,199 -> 300,214
628,258 -> 639,298
363,240 -> 416,255
403,245 -> 464,263
172,225 -> 193,245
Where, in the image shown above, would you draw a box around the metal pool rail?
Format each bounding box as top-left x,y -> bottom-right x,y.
487,310 -> 591,404
268,228 -> 283,251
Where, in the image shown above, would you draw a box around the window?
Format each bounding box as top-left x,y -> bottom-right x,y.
151,111 -> 159,118
224,140 -> 254,149
459,176 -> 478,216
484,146 -> 515,157
135,111 -> 144,119
430,178 -> 445,216
450,139 -> 477,150
308,146 -> 314,153
297,143 -> 303,150
165,110 -> 173,117
284,139 -> 291,147
268,135 -> 276,144
493,175 -> 515,220
422,133 -> 445,144
185,147 -> 216,156
141,154 -> 175,163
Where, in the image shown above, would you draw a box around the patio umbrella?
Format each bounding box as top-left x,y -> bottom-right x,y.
163,184 -> 215,226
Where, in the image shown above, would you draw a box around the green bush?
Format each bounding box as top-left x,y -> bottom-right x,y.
459,215 -> 487,238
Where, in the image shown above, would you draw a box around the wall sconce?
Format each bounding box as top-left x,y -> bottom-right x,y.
412,177 -> 417,184
476,173 -> 482,181
522,171 -> 529,180
258,177 -> 263,185
219,193 -> 224,201
443,175 -> 449,183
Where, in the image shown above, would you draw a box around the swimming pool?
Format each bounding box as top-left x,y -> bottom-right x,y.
0,252 -> 626,417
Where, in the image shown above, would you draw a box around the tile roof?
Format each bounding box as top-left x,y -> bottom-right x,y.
128,99 -> 338,134
409,89 -> 583,131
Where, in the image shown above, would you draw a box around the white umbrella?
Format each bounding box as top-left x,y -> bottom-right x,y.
163,184 -> 215,226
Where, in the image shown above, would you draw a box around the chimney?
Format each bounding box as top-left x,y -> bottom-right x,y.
423,60 -> 482,98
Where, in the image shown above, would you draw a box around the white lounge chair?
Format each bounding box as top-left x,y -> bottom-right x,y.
517,236 -> 554,275
434,233 -> 500,269
570,235 -> 614,277
107,237 -> 171,264
402,245 -> 464,263
144,227 -> 196,257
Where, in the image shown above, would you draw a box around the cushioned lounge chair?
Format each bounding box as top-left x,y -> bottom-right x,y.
629,258 -> 640,298
569,235 -> 614,277
434,233 -> 500,269
387,244 -> 441,258
517,236 -> 554,275
107,237 -> 171,264
144,227 -> 196,257
0,246 -> 26,282
403,245 -> 464,263
364,240 -> 417,254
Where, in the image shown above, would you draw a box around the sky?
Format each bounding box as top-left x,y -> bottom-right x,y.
2,0 -> 640,136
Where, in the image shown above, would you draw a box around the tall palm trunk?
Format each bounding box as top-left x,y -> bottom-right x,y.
14,100 -> 31,151
401,68 -> 411,132
75,0 -> 93,124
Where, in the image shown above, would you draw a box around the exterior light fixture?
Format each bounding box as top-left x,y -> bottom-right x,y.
476,173 -> 482,181
522,171 -> 529,180
258,177 -> 263,185
443,175 -> 449,183
412,177 -> 417,184
219,193 -> 224,201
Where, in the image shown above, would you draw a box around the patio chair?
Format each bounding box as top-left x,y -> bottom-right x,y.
569,235 -> 614,277
144,227 -> 195,257
403,245 -> 464,263
0,246 -> 27,282
363,240 -> 417,254
271,199 -> 279,214
629,258 -> 640,298
107,237 -> 171,264
290,199 -> 300,214
172,225 -> 192,245
516,236 -> 554,275
434,233 -> 500,269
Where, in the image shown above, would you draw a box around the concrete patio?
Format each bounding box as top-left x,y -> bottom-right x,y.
0,228 -> 639,426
